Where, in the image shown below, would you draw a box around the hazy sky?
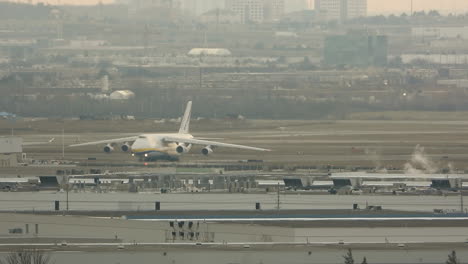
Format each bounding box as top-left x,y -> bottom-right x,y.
13,0 -> 468,14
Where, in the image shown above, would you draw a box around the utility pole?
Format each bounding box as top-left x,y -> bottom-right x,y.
66,174 -> 69,211
410,0 -> 413,16
199,66 -> 203,89
62,128 -> 65,159
276,182 -> 280,210
461,187 -> 464,213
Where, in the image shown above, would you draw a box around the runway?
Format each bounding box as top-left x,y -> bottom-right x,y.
13,118 -> 468,167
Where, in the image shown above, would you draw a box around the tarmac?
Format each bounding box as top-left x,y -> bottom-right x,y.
12,118 -> 468,168
1,242 -> 467,264
0,192 -> 464,212
2,119 -> 468,263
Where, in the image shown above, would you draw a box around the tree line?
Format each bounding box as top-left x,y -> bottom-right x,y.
343,248 -> 461,264
0,248 -> 462,263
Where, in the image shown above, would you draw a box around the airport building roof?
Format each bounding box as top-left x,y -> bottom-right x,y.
0,137 -> 22,154
109,90 -> 135,100
188,48 -> 232,56
361,181 -> 432,188
311,180 -> 333,186
331,172 -> 468,180
257,180 -> 285,186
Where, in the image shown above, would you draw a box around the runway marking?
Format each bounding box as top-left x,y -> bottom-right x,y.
129,217 -> 468,222
0,241 -> 460,247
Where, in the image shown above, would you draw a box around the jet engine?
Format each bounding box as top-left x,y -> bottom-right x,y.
103,144 -> 114,153
201,146 -> 213,156
121,143 -> 131,152
176,144 -> 191,154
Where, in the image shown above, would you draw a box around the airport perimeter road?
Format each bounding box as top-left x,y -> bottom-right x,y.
0,192 -> 464,212
4,246 -> 467,264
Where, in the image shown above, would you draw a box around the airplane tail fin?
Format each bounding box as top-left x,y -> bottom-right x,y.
178,101 -> 192,134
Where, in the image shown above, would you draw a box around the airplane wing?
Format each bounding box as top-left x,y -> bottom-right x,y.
69,136 -> 138,147
23,138 -> 55,146
163,136 -> 271,152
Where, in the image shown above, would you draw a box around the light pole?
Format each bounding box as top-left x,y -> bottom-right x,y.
64,173 -> 69,212
460,183 -> 464,214
410,0 -> 413,16
66,177 -> 69,211
62,128 -> 65,159
276,182 -> 280,211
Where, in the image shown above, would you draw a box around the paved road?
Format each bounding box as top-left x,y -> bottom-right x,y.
0,192 -> 464,212
3,247 -> 466,264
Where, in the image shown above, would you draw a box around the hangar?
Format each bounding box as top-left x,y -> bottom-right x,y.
188,48 -> 232,56
0,137 -> 22,167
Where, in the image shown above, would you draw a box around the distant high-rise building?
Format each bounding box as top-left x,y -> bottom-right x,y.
284,0 -> 309,13
119,0 -> 175,10
179,0 -> 225,16
117,0 -> 227,17
226,0 -> 264,23
344,0 -> 367,20
315,0 -> 366,22
314,0 -> 342,21
264,0 -> 284,21
226,0 -> 284,23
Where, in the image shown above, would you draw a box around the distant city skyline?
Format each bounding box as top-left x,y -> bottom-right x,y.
6,0 -> 468,15
368,0 -> 467,14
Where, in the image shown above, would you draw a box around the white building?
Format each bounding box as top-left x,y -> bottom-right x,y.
412,27 -> 468,40
199,9 -> 242,24
315,0 -> 366,22
0,137 -> 22,168
226,0 -> 264,23
402,54 -> 468,65
225,0 -> 284,23
118,0 -> 226,16
315,0 -> 341,21
187,48 -> 232,56
69,40 -> 108,48
110,90 -> 135,100
284,0 -> 310,13
264,0 -> 284,21
345,0 -> 366,20
117,0 -> 174,9
179,0 -> 225,16
0,137 -> 22,154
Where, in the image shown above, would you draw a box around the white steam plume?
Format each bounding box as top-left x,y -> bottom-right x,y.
404,145 -> 438,174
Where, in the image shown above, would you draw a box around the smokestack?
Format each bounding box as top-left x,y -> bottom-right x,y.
101,75 -> 109,93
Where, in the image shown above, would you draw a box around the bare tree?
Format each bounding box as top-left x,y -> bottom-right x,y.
446,251 -> 459,264
343,249 -> 354,264
361,257 -> 368,264
0,249 -> 52,264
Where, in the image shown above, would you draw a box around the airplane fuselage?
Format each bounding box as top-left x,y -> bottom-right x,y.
131,133 -> 194,157
69,101 -> 270,161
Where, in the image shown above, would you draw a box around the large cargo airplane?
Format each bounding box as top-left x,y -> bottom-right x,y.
70,101 -> 270,161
